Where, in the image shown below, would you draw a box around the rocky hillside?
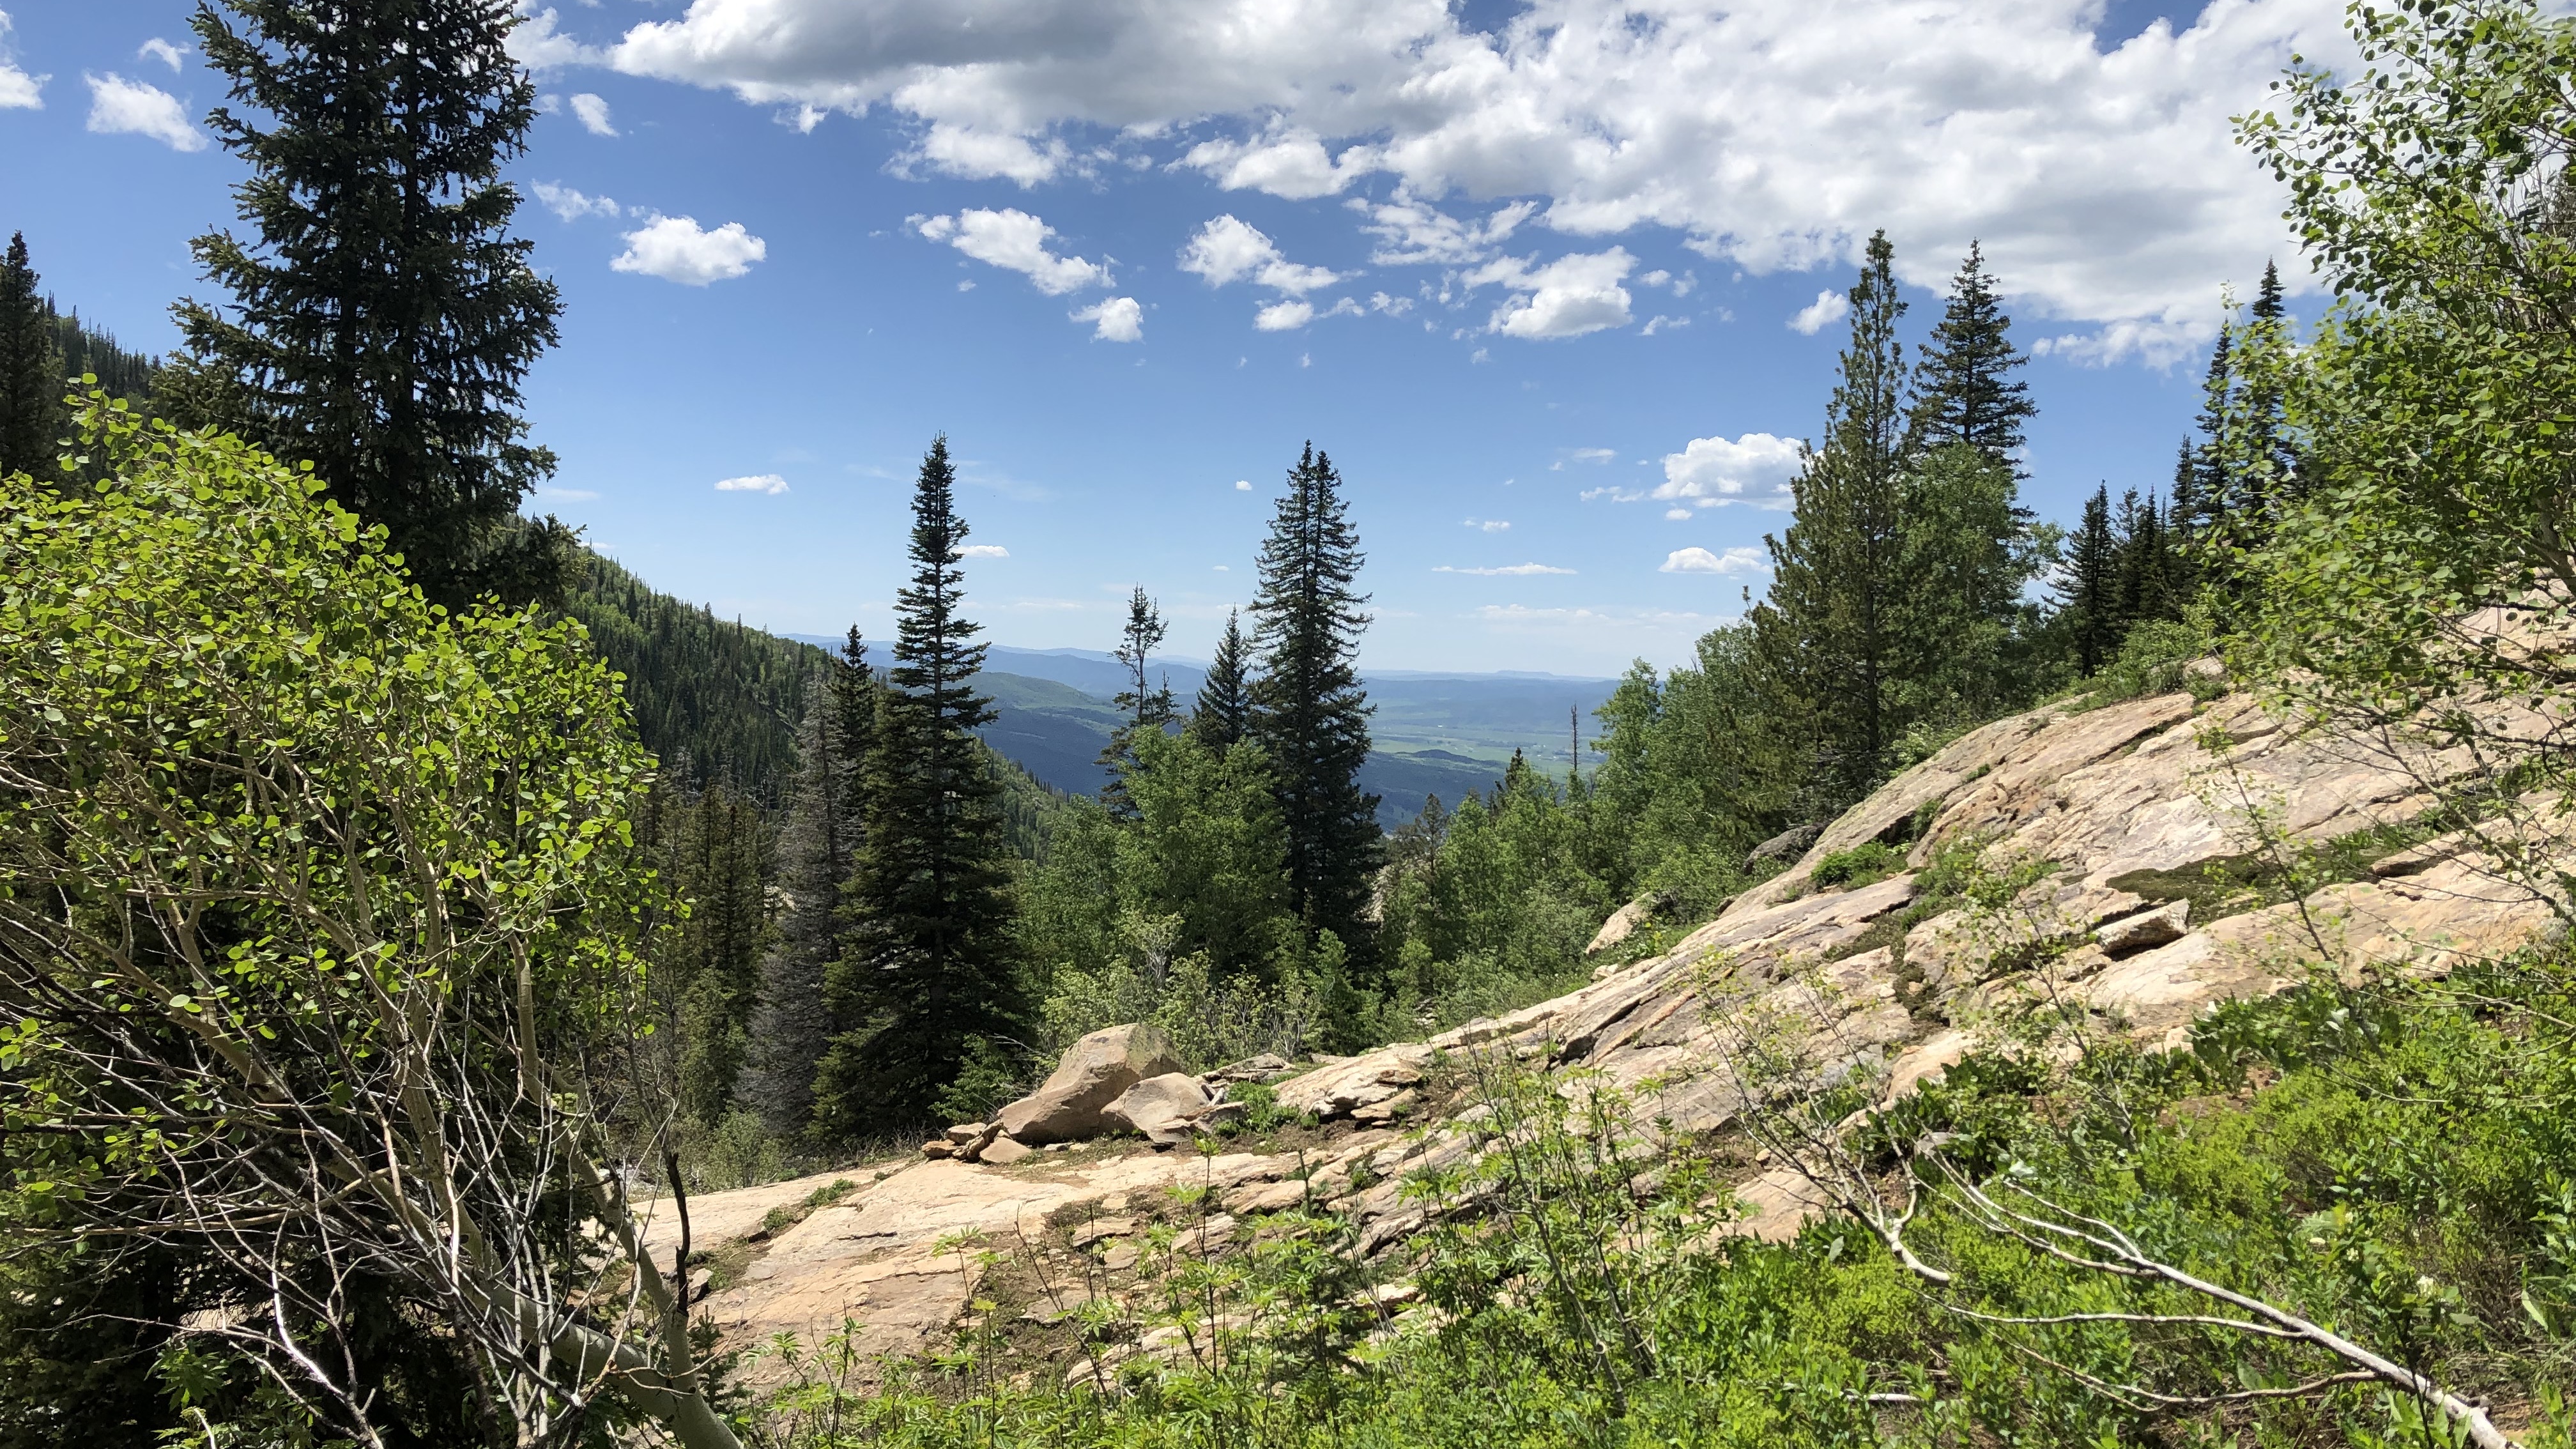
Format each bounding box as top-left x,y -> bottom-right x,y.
647,682 -> 2561,1389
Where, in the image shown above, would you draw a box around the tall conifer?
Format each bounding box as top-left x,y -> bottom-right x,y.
173,0 -> 571,608
818,438 -> 1020,1129
1907,241 -> 2035,470
1188,608 -> 1254,751
1100,587 -> 1174,806
1750,231 -> 1912,806
740,632 -> 875,1136
0,233 -> 63,480
1248,444 -> 1381,953
2063,485 -> 2122,675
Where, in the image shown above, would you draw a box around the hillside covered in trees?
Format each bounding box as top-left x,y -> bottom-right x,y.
6,0 -> 2576,1445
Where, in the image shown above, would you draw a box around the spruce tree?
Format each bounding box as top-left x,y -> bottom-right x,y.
1100,586 -> 1174,804
1188,607 -> 1254,750
2063,485 -> 2122,675
1749,231 -> 1913,806
740,634 -> 875,1136
818,438 -> 1020,1130
1248,443 -> 1381,954
2237,260 -> 2300,517
2189,325 -> 2234,536
174,0 -> 572,610
1906,241 -> 2035,470
0,233 -> 64,480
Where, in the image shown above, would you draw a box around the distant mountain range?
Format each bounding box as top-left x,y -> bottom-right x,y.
787,638 -> 1620,826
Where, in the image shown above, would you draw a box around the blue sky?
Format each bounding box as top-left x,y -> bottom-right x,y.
0,0 -> 2344,675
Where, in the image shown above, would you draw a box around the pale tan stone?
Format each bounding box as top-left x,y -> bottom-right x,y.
997,1023 -> 1189,1144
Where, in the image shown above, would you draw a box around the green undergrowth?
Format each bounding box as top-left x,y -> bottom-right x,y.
732,944 -> 2576,1448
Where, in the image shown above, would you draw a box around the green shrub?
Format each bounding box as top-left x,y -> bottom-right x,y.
1808,841 -> 1903,889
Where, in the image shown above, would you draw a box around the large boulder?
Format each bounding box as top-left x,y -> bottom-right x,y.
1585,890 -> 1673,956
995,1023 -> 1188,1144
1103,1072 -> 1213,1146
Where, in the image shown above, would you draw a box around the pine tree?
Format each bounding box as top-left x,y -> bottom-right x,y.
818,438 -> 1021,1130
739,634 -> 875,1136
173,0 -> 572,610
2064,485 -> 2122,675
1188,607 -> 1254,751
1906,241 -> 2035,470
1100,586 -> 1174,804
1749,231 -> 1913,806
2112,487 -> 2176,631
0,233 -> 64,480
2189,325 -> 2234,537
2236,259 -> 2300,518
1248,443 -> 1381,955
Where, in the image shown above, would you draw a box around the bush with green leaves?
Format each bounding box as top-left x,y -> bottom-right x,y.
0,395 -> 739,1448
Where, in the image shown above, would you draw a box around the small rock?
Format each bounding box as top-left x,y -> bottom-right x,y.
1193,1100 -> 1249,1131
1208,1052 -> 1294,1083
1227,1177 -> 1308,1215
1585,890 -> 1672,955
945,1121 -> 989,1145
686,1268 -> 712,1301
921,1138 -> 956,1160
1746,822 -> 1823,870
1350,1088 -> 1418,1125
979,1134 -> 1034,1166
2096,899 -> 2189,955
1100,1242 -> 1141,1272
1068,1216 -> 1135,1249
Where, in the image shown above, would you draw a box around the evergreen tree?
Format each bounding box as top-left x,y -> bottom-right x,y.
1187,606 -> 1254,751
740,634 -> 876,1135
2236,259 -> 2301,517
1906,240 -> 2035,470
1100,586 -> 1174,804
1749,231 -> 1913,806
818,437 -> 1021,1130
2063,484 -> 2122,675
2112,487 -> 2184,632
0,233 -> 63,480
2189,325 -> 2234,535
1248,443 -> 1381,955
172,0 -> 572,610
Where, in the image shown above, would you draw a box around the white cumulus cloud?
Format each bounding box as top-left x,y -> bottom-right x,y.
613,215 -> 766,284
1254,298 -> 1314,332
913,208 -> 1107,295
85,72 -> 203,150
1788,289 -> 1849,335
959,544 -> 1011,558
1655,433 -> 1805,510
1071,295 -> 1144,341
600,0 -> 2340,355
569,92 -> 617,135
1468,248 -> 1635,340
716,473 -> 790,494
1179,215 -> 1340,293
1660,546 -> 1770,575
137,38 -> 187,71
1234,480 -> 1253,491
1435,562 -> 1575,576
0,12 -> 45,109
1184,125 -> 1376,199
532,181 -> 620,221
1464,518 -> 1510,532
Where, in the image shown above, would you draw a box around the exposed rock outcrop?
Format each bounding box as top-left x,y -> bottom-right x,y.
666,686 -> 2571,1388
